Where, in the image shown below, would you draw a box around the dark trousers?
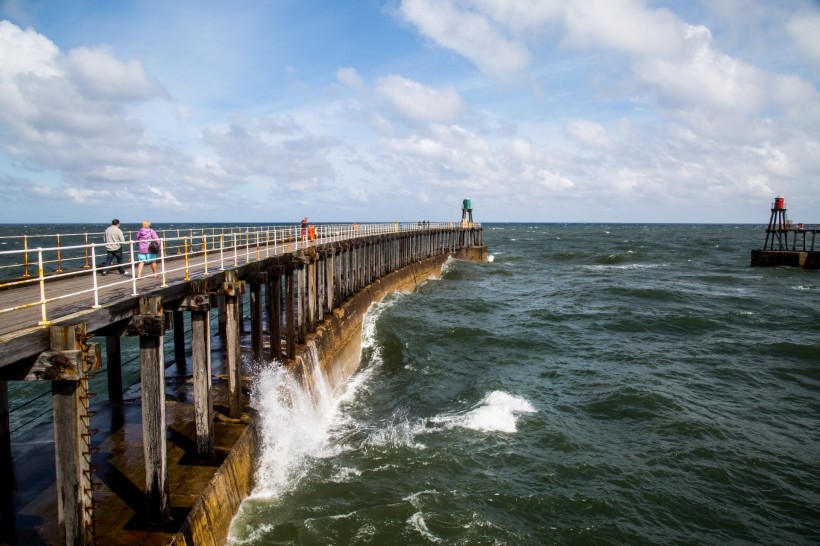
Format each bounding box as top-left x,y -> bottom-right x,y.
103,247 -> 125,274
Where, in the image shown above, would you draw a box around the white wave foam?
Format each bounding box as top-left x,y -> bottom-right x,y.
583,263 -> 663,271
363,415 -> 428,449
329,466 -> 362,483
432,391 -> 536,433
440,255 -> 458,275
248,344 -> 341,499
407,512 -> 441,543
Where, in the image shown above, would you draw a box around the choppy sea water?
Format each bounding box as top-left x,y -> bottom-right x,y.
227,223 -> 820,545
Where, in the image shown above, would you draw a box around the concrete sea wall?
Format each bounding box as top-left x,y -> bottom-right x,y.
173,246 -> 487,545
750,249 -> 820,269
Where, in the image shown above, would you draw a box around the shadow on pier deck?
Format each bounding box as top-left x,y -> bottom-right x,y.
5,368 -> 252,545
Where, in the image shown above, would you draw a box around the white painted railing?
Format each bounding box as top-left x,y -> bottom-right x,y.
0,222 -> 477,327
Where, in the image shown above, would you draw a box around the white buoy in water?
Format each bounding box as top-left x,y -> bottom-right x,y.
488,255 -> 495,262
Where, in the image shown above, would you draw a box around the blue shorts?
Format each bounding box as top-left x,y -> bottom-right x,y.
138,253 -> 157,263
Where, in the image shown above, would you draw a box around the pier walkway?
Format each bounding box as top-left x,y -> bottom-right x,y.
0,221 -> 486,545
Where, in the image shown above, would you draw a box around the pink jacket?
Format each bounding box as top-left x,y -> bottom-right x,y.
135,227 -> 160,254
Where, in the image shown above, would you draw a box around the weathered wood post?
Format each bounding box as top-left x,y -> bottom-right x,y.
217,293 -> 226,335
173,310 -> 186,374
285,266 -> 296,360
238,290 -> 246,334
105,335 -> 123,404
0,381 -> 13,540
125,298 -> 170,529
220,271 -> 245,419
179,280 -> 214,458
248,272 -> 267,362
307,256 -> 316,333
31,323 -> 101,545
296,260 -> 306,344
268,268 -> 283,361
325,248 -> 335,314
316,252 -> 325,322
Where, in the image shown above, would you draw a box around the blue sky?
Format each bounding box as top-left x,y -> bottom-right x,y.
1,0 -> 818,224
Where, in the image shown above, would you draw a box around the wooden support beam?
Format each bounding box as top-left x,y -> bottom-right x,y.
307,259 -> 316,333
296,263 -> 305,344
125,298 -> 169,529
180,280 -> 214,459
268,271 -> 282,361
248,272 -> 267,362
217,293 -> 226,335
326,249 -> 335,313
49,323 -> 96,545
285,268 -> 295,360
238,289 -> 246,334
0,381 -> 12,542
105,335 -> 123,404
220,272 -> 245,419
316,253 -> 325,322
173,310 -> 186,374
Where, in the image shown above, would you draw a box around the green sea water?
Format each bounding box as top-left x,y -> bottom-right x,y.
227,224 -> 820,545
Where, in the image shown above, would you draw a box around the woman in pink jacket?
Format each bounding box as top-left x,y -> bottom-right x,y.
135,220 -> 161,278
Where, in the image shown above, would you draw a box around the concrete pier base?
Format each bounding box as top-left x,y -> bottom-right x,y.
750,249 -> 820,269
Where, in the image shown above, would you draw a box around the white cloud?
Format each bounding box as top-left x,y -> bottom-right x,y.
2,2 -> 819,223
562,0 -> 685,58
376,74 -> 467,123
399,0 -> 533,80
336,66 -> 365,90
469,0 -> 565,34
63,45 -> 166,101
786,10 -> 820,61
0,20 -> 167,176
202,115 -> 338,186
565,119 -> 612,149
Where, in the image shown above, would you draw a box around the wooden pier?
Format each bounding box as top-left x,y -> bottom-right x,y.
0,222 -> 487,545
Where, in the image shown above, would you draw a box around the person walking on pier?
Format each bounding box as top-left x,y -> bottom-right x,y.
102,219 -> 126,275
301,217 -> 309,242
135,220 -> 161,278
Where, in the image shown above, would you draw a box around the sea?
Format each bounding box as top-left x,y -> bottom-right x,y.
3,223 -> 819,544
225,223 -> 819,545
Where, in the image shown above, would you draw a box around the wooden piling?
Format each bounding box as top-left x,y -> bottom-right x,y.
0,381 -> 12,541
285,267 -> 295,360
326,249 -> 335,314
307,258 -> 316,333
173,310 -> 186,374
248,272 -> 266,362
126,298 -> 169,529
297,262 -> 306,344
105,335 -> 123,404
269,269 -> 282,361
220,271 -> 244,419
181,280 -> 214,459
49,324 -> 95,545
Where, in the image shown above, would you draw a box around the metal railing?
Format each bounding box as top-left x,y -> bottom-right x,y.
0,224 -> 299,280
0,221 -> 476,329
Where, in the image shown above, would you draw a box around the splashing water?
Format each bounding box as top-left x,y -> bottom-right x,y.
248,342 -> 339,499
431,391 -> 536,433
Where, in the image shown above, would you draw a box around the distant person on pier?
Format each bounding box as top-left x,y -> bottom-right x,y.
135,220 -> 160,278
101,219 -> 126,275
301,217 -> 309,242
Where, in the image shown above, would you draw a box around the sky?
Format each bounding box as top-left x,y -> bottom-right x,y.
0,0 -> 819,224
